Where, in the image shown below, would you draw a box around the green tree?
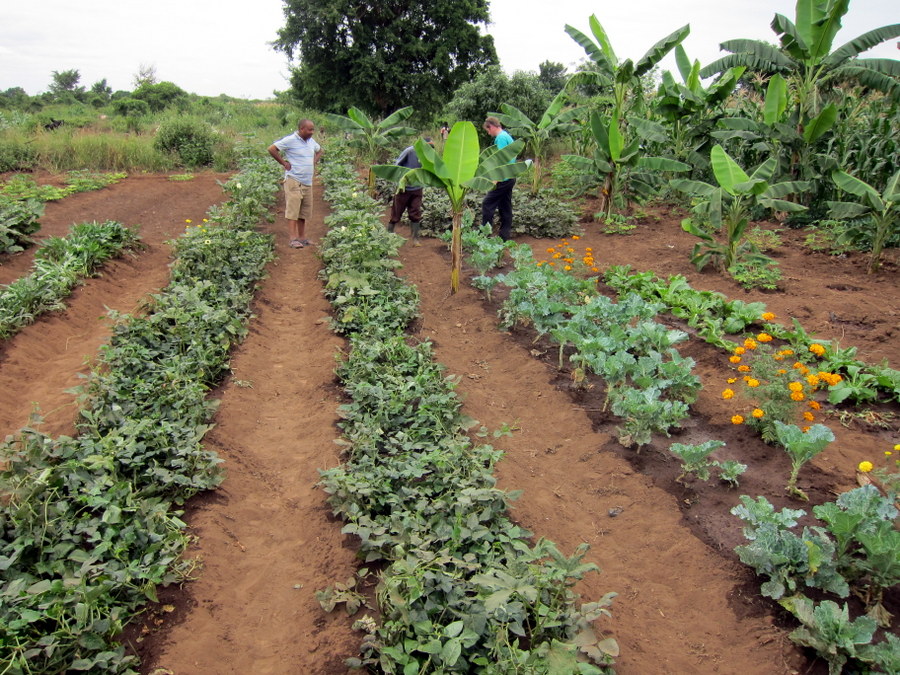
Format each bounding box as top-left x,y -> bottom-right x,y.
446,67 -> 552,134
90,79 -> 112,101
274,0 -> 497,117
48,69 -> 83,98
700,0 -> 900,117
133,81 -> 187,112
538,60 -> 568,94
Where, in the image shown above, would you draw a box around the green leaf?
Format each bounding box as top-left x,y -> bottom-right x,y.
832,170 -> 884,211
803,103 -> 837,143
764,74 -> 788,125
711,145 -> 750,195
635,24 -> 691,76
442,122 -> 479,185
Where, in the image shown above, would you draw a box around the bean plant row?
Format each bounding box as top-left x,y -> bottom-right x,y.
0,156 -> 278,673
0,220 -> 139,339
316,145 -> 619,673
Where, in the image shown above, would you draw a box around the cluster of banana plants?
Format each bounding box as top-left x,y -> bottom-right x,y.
0,155 -> 278,673
548,2 -> 899,278
317,144 -> 619,673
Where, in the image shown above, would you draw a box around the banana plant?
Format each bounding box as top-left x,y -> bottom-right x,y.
372,121 -> 527,294
323,106 -> 416,194
563,110 -> 689,218
827,169 -> 899,273
671,145 -> 809,274
565,15 -> 689,118
489,90 -> 585,195
700,0 -> 900,118
655,45 -> 746,168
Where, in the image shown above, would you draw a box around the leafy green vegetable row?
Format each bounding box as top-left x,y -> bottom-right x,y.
0,220 -> 139,339
317,146 -> 618,673
603,266 -> 900,404
0,157 -> 278,673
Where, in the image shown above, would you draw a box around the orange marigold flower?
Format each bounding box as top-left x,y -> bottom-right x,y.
572,235 -> 580,240
738,365 -> 751,372
536,261 -> 545,266
747,379 -> 760,387
743,338 -> 758,350
564,265 -> 572,271
827,374 -> 843,386
798,366 -> 810,375
591,267 -> 599,272
761,312 -> 776,321
788,382 -> 804,392
774,355 -> 784,361
803,411 -> 815,422
752,408 -> 765,418
777,369 -> 787,375
809,343 -> 826,356
731,415 -> 744,425
586,247 -> 592,252
780,349 -> 795,356
757,333 -> 773,342
802,426 -> 811,432
729,355 -> 742,364
793,362 -> 804,369
546,248 -> 556,253
734,346 -> 746,355
552,253 -> 561,259
808,400 -> 821,410
791,392 -> 806,402
806,374 -> 821,387
722,389 -> 735,400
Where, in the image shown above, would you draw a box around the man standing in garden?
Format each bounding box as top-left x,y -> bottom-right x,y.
388,137 -> 434,245
268,119 -> 323,249
481,116 -> 516,241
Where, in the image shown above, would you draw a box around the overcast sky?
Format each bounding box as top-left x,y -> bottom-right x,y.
1,1 -> 897,100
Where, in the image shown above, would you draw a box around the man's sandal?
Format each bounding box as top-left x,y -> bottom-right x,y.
290,239 -> 305,249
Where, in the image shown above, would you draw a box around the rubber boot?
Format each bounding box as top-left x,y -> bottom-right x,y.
387,221 -> 396,233
410,221 -> 421,246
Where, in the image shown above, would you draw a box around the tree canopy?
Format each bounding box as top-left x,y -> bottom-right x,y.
274,0 -> 498,117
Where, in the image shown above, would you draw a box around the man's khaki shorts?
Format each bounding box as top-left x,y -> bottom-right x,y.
284,177 -> 312,220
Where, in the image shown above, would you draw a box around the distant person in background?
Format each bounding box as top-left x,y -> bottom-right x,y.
481,116 -> 516,241
388,137 -> 435,245
268,118 -> 323,249
439,122 -> 450,141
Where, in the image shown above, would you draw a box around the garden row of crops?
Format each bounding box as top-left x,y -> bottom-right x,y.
0,158 -> 279,673
313,146 -> 619,672
436,209 -> 900,672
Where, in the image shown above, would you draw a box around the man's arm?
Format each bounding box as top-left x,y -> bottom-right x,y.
268,144 -> 290,170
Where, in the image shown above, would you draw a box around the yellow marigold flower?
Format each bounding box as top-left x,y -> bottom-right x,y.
798,366 -> 809,375
774,355 -> 784,361
886,451 -> 893,456
536,261 -> 545,266
809,343 -> 826,356
185,219 -> 192,224
567,248 -> 575,253
793,362 -> 804,369
802,426 -> 811,432
572,235 -> 580,240
731,415 -> 744,425
894,444 -> 900,451
788,381 -> 804,392
762,312 -> 776,321
727,378 -> 737,384
803,411 -> 815,422
780,349 -> 795,356
743,338 -> 758,350
743,375 -> 752,382
729,355 -> 742,364
553,253 -> 561,259
830,374 -> 843,385
806,374 -> 821,387
808,400 -> 821,410
591,267 -> 599,272
752,408 -> 765,418
757,333 -> 773,342
722,389 -> 735,400
791,392 -> 806,402
738,365 -> 751,372
564,265 -> 572,271
734,346 -> 746,355
858,461 -> 874,473
203,218 -> 209,223
585,247 -> 593,252
777,369 -> 787,375
747,378 -> 760,388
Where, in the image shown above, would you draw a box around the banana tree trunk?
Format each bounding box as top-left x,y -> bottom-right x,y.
531,157 -> 542,196
450,209 -> 462,294
367,168 -> 376,198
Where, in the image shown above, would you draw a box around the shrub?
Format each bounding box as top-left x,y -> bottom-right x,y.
154,117 -> 215,167
0,141 -> 37,172
111,97 -> 150,117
